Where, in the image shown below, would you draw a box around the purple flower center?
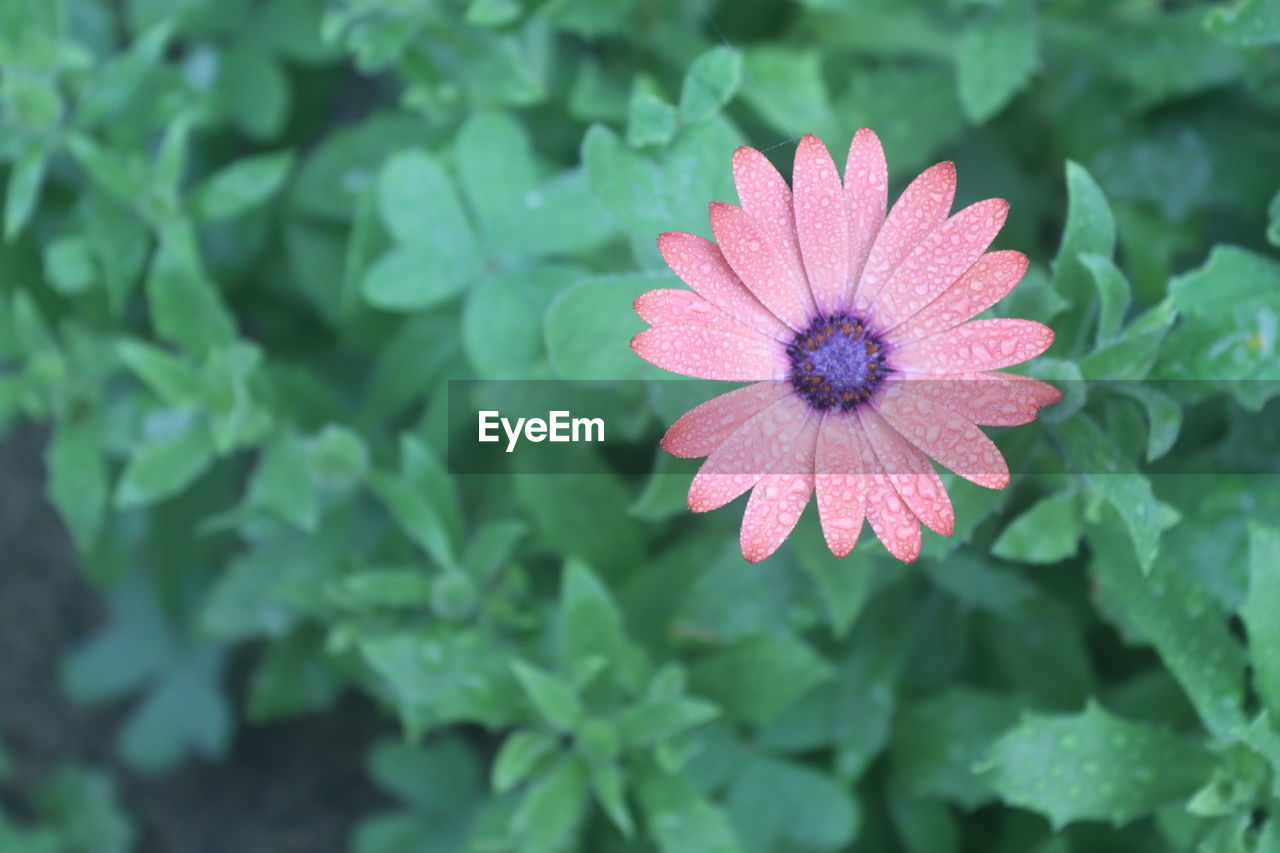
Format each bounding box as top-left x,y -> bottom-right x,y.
787,313 -> 890,412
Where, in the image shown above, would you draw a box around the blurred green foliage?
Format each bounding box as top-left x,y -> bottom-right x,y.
2,0 -> 1280,850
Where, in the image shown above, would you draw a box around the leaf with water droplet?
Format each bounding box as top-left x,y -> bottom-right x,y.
981,702 -> 1218,829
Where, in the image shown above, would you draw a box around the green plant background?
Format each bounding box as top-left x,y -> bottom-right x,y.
2,0 -> 1280,850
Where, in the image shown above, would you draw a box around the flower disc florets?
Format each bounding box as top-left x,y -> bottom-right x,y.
787,313 -> 889,412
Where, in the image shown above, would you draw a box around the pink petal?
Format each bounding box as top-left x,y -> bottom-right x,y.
843,129 -> 888,306
658,232 -> 793,341
710,201 -> 816,331
885,251 -> 1028,345
854,417 -> 922,562
632,324 -> 790,381
888,319 -> 1054,374
814,413 -> 867,557
869,198 -> 1009,332
739,417 -> 819,562
854,161 -> 956,315
889,373 -> 1062,426
792,134 -> 850,316
687,394 -> 810,512
634,288 -> 757,335
858,407 -> 954,536
873,386 -> 1010,489
662,381 -> 793,459
731,146 -> 809,295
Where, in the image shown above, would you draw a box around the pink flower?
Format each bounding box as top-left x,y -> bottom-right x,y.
631,131 -> 1061,563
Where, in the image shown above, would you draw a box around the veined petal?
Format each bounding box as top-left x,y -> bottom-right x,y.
793,134 -> 850,316
854,416 -> 922,562
870,198 -> 1009,332
658,232 -> 793,341
814,413 -> 867,557
843,128 -> 888,307
855,161 -> 956,314
858,406 -> 954,536
888,319 -> 1054,374
634,288 -> 759,334
888,373 -> 1061,426
732,146 -> 809,293
874,387 -> 1010,489
885,251 -> 1028,345
687,394 -> 809,512
710,201 -> 816,331
632,324 -> 790,380
662,381 -> 793,459
739,417 -> 820,562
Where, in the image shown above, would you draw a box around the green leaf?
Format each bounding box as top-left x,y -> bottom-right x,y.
690,634 -> 832,726
114,420 -> 216,509
368,736 -> 482,812
981,702 -> 1217,829
835,64 -> 965,174
740,47 -> 835,140
455,110 -> 539,241
920,553 -> 1040,617
726,756 -> 859,852
146,228 -> 237,355
627,87 -> 679,148
46,419 -> 108,552
1089,523 -> 1248,739
44,235 -> 96,294
359,630 -> 522,732
1052,161 -> 1116,349
1080,298 -> 1177,381
680,46 -> 743,123
246,631 -> 340,721
366,150 -> 481,310
1204,0 -> 1280,45
1053,415 -> 1165,572
62,575 -> 175,703
463,265 -> 579,378
1160,246 -> 1280,407
1243,522 -> 1280,716
956,2 -> 1039,123
511,758 -> 589,853
117,341 -> 199,406
559,559 -> 643,688
1268,187 -> 1280,248
331,568 -> 432,608
792,515 -> 882,636
370,436 -> 463,569
307,424 -> 370,489
118,648 -> 232,773
582,119 -> 740,266
891,688 -> 1020,809
1079,253 -> 1130,347
218,45 -> 289,141
493,729 -> 559,793
511,661 -> 582,731
546,273 -> 671,379
617,697 -> 720,749
4,147 -> 48,239
30,766 -> 136,853
991,492 -> 1081,565
1111,385 -> 1182,462
637,768 -> 743,853
191,150 -> 294,221
456,112 -> 614,256
247,430 -> 319,531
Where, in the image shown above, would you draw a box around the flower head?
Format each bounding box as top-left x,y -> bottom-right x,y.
631,130 -> 1061,563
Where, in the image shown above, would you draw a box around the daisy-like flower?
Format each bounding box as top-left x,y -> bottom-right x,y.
631,130 -> 1061,563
